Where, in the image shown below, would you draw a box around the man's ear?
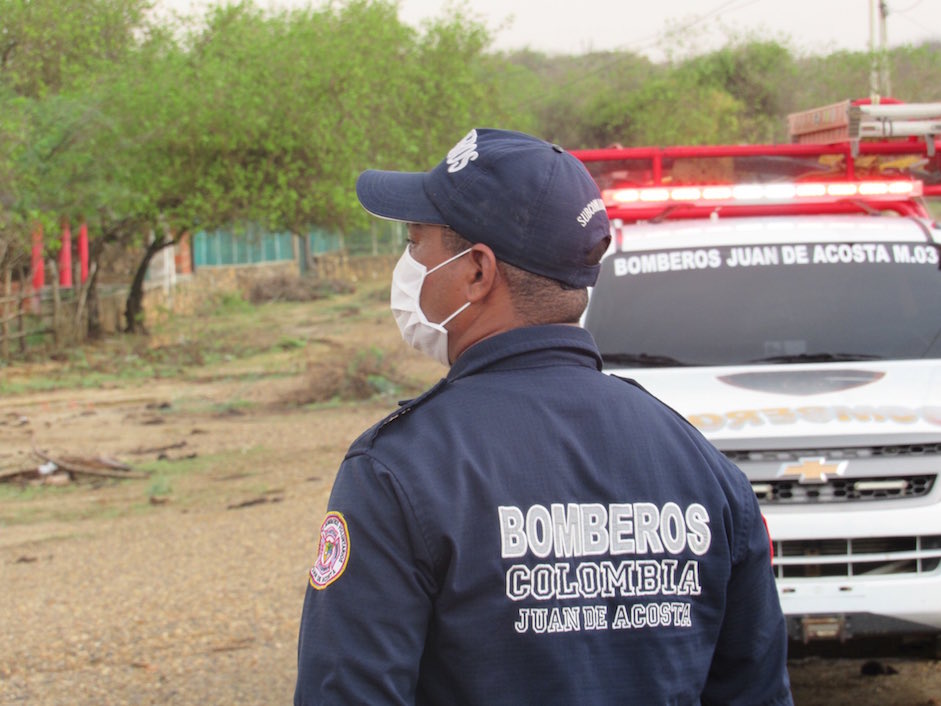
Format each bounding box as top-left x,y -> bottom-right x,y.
465,243 -> 498,302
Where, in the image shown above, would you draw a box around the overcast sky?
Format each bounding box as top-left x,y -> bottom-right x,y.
158,0 -> 941,62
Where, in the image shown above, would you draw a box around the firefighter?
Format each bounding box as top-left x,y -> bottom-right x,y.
295,128 -> 792,705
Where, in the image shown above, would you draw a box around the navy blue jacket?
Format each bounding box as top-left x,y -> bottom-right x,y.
296,325 -> 792,705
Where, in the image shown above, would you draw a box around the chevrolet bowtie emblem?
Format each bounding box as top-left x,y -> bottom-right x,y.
778,457 -> 848,484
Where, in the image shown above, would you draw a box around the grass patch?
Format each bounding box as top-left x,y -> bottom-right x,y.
210,399 -> 257,415
0,480 -> 80,504
0,377 -> 61,395
0,299 -> 326,396
0,274 -> 396,398
136,453 -> 222,477
0,449 -> 274,524
0,480 -> 135,526
286,344 -> 404,405
213,291 -> 256,315
0,455 -> 218,526
276,336 -> 307,351
147,475 -> 173,500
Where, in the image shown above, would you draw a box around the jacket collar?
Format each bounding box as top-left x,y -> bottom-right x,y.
447,324 -> 603,382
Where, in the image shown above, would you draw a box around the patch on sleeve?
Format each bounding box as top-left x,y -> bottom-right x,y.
309,511 -> 351,589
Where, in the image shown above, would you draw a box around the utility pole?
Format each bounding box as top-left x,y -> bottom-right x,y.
879,0 -> 891,98
869,0 -> 892,100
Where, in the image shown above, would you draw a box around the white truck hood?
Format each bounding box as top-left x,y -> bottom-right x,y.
608,360 -> 941,446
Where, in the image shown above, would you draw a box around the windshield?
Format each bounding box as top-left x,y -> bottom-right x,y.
584,240 -> 941,366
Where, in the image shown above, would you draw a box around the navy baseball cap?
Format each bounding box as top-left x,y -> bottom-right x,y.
355,128 -> 610,288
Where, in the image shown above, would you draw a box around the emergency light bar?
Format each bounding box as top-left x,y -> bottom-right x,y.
602,179 -> 923,209
573,133 -> 940,222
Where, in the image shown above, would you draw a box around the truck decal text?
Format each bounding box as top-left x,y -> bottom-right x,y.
613,242 -> 939,276
689,405 -> 941,432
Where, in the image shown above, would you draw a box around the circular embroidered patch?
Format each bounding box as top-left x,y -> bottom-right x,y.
309,511 -> 350,589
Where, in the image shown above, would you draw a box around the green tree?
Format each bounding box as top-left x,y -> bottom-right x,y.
0,0 -> 154,98
107,0 -> 521,328
567,39 -> 796,148
145,0 -> 520,241
679,40 -> 795,143
0,88 -> 30,269
499,49 -> 654,149
874,43 -> 941,101
1,0 -> 159,336
790,50 -> 874,114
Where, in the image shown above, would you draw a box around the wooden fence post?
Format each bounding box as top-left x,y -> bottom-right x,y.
49,260 -> 61,347
17,265 -> 26,354
2,267 -> 10,359
74,262 -> 97,338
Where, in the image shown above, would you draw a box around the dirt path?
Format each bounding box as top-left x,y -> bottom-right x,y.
1,323 -> 939,704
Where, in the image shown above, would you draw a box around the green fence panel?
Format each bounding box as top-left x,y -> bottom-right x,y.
195,229 -> 305,267
262,232 -> 293,261
194,226 -> 392,267
307,228 -> 342,255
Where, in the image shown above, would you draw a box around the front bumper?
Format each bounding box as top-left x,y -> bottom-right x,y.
766,502 -> 941,636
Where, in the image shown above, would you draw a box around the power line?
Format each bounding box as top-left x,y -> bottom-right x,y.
602,0 -> 765,58
884,0 -> 936,38
891,0 -> 925,14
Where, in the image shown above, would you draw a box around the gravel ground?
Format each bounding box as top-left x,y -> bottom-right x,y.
2,500 -> 313,704
0,375 -> 364,705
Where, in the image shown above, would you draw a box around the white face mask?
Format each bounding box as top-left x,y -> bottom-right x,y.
391,246 -> 472,366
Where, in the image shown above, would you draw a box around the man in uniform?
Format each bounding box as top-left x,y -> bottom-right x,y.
295,128 -> 793,705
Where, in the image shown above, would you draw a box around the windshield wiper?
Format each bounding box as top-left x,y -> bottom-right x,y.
749,352 -> 884,364
601,353 -> 690,367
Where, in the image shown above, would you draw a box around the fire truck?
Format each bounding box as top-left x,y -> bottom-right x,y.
572,99 -> 941,647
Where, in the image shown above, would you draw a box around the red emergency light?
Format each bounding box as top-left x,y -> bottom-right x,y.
603,179 -> 922,208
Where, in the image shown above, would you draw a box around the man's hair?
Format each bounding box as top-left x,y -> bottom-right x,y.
442,228 -> 607,325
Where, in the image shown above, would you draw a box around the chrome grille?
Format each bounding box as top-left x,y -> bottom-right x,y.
725,442 -> 941,464
773,535 -> 941,579
751,474 -> 934,503
873,443 -> 941,457
723,443 -> 940,504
